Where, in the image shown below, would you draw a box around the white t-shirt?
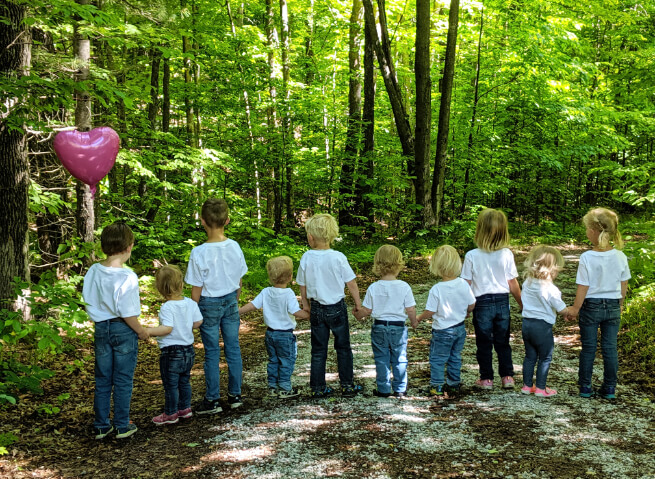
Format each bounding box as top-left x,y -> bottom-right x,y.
362,280 -> 416,323
460,248 -> 518,297
83,263 -> 141,322
296,249 -> 357,305
576,249 -> 631,299
157,297 -> 203,348
185,239 -> 248,297
251,287 -> 301,330
425,278 -> 476,330
521,279 -> 567,324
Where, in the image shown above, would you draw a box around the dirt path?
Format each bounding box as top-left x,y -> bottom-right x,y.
1,248 -> 654,478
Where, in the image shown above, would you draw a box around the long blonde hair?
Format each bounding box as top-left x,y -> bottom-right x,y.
583,207 -> 624,250
474,208 -> 510,252
523,245 -> 564,281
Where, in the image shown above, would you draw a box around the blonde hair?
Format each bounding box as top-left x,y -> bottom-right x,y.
523,245 -> 564,281
474,208 -> 510,252
305,213 -> 339,244
155,265 -> 184,299
429,245 -> 462,278
583,207 -> 624,250
373,245 -> 404,277
266,256 -> 294,285
202,198 -> 229,228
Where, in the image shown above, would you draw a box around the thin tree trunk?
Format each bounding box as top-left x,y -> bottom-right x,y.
265,0 -> 282,231
162,55 -> 170,133
181,0 -> 197,147
280,0 -> 293,225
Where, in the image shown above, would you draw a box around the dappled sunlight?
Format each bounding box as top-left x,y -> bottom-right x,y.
201,444 -> 275,463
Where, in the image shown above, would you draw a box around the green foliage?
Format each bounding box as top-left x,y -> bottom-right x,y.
0,432 -> 19,455
620,284 -> 655,370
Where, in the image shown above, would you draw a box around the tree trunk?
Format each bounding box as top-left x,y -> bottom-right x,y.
280,0 -> 293,226
162,55 -> 170,133
431,0 -> 460,226
265,0 -> 282,231
0,0 -> 30,308
181,0 -> 197,147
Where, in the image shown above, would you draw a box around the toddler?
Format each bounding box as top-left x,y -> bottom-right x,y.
418,245 -> 475,395
239,256 -> 309,399
354,245 -> 417,398
148,265 -> 203,424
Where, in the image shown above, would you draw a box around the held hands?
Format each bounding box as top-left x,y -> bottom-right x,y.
562,307 -> 579,322
138,328 -> 150,341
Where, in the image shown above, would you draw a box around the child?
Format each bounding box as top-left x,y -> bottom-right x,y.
185,198 -> 248,413
239,256 -> 309,399
354,245 -> 417,398
520,246 -> 569,398
460,208 -> 522,390
82,222 -> 148,440
296,213 -> 363,398
147,265 -> 203,424
418,245 -> 476,395
568,207 -> 630,399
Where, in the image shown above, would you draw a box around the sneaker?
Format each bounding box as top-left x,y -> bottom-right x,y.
501,376 -> 515,389
394,391 -> 407,398
579,386 -> 595,398
227,393 -> 243,409
341,384 -> 363,398
535,387 -> 557,398
521,384 -> 536,395
310,386 -> 334,398
94,425 -> 114,440
196,397 -> 223,415
372,389 -> 391,398
444,384 -> 461,394
425,385 -> 444,396
152,412 -> 179,425
475,379 -> 493,390
115,423 -> 138,439
177,408 -> 193,419
278,388 -> 300,399
598,386 -> 616,399
268,388 -> 279,398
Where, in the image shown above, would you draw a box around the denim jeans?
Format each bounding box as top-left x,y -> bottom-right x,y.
371,324 -> 408,394
578,298 -> 621,389
265,329 -> 297,391
160,345 -> 195,415
93,320 -> 138,430
521,318 -> 554,390
309,299 -> 354,391
429,323 -> 466,386
472,293 -> 514,380
198,292 -> 242,400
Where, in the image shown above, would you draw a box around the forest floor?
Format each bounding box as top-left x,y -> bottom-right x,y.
1,246 -> 655,478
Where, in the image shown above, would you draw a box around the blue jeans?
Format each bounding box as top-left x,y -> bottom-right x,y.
198,292 -> 242,400
522,318 -> 554,390
309,299 -> 354,391
472,293 -> 514,380
265,329 -> 297,391
429,323 -> 466,386
93,320 -> 138,430
371,324 -> 408,394
578,298 -> 621,389
160,345 -> 195,415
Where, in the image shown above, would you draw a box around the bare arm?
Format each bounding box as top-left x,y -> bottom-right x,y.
353,306 -> 372,320
123,315 -> 149,340
147,325 -> 174,337
508,278 -> 522,310
568,284 -> 590,320
406,306 -> 418,329
620,280 -> 628,310
192,320 -> 203,329
238,302 -> 257,316
417,309 -> 435,322
191,286 -> 202,303
293,309 -> 310,320
237,278 -> 242,302
346,279 -> 362,310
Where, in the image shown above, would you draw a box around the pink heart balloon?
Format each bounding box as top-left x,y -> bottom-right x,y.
54,127 -> 120,197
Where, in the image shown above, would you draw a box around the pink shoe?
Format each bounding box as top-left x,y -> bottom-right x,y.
521,384 -> 536,395
475,379 -> 493,390
177,408 -> 193,419
535,387 -> 557,398
501,376 -> 515,389
152,412 -> 179,425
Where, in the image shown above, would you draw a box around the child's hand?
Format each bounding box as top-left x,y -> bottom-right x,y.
138,329 -> 150,341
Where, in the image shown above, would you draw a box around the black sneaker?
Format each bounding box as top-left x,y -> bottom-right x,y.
278,388 -> 300,399
372,389 -> 391,398
196,397 -> 223,415
394,391 -> 407,398
310,386 -> 334,398
94,425 -> 114,440
598,386 -> 616,399
115,423 -> 138,439
425,384 -> 444,396
227,393 -> 243,409
342,384 -> 363,398
444,384 -> 461,395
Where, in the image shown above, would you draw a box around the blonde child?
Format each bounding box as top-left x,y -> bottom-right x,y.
354,245 -> 417,398
520,246 -> 569,398
147,266 -> 203,425
239,256 -> 309,399
297,213 -> 363,398
568,208 -> 630,399
418,245 -> 476,395
460,209 -> 522,389
185,198 -> 248,413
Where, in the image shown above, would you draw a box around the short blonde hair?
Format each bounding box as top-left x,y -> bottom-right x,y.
523,245 -> 564,281
266,256 -> 293,285
305,213 -> 339,244
429,245 -> 462,278
155,265 -> 184,299
373,245 -> 404,277
583,207 -> 624,250
474,208 -> 510,252
202,198 -> 229,228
